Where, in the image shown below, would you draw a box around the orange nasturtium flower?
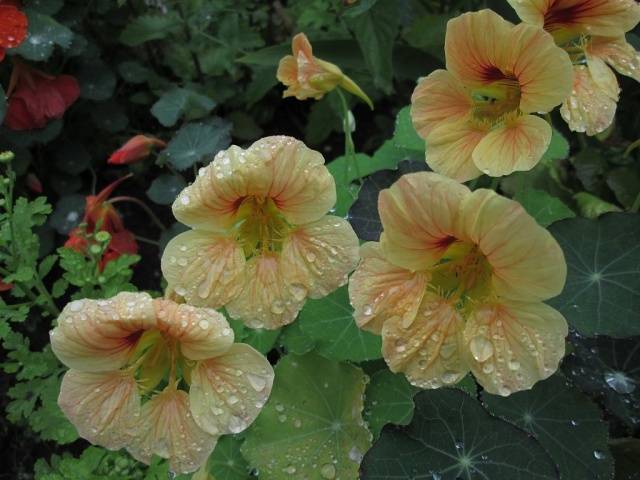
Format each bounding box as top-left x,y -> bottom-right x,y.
277,33 -> 373,108
161,136 -> 359,330
348,172 -> 568,396
411,9 -> 573,182
107,134 -> 166,165
51,292 -> 274,473
507,0 -> 640,135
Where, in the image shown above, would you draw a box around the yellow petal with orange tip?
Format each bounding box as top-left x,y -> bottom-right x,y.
50,292 -> 157,373
189,344 -> 274,436
161,231 -> 246,309
281,215 -> 359,299
472,114 -> 551,177
128,388 -> 216,474
349,242 -> 428,334
456,188 -> 566,303
58,369 -> 140,450
381,293 -> 468,389
378,172 -> 470,271
463,300 -> 567,396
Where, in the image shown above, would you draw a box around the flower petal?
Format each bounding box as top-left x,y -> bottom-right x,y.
410,69 -> 473,139
588,36 -> 640,83
281,215 -> 359,299
472,114 -> 551,177
378,172 -> 470,271
189,344 -> 274,436
154,300 -> 234,361
456,189 -> 566,302
161,231 -> 246,308
464,301 -> 568,396
381,294 -> 468,389
560,65 -> 618,135
349,242 -> 428,334
505,0 -> 546,27
226,254 -> 305,329
425,118 -> 486,182
51,292 -> 157,372
58,370 -> 140,450
128,389 -> 216,474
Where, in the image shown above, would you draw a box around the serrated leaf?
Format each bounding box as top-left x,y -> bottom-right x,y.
12,10 -> 73,61
483,375 -> 613,480
151,88 -> 216,127
119,13 -> 181,46
162,120 -> 231,171
514,188 -> 575,227
208,436 -> 250,480
548,213 -> 640,337
146,174 -> 186,205
363,370 -> 417,439
241,353 -> 372,480
298,286 -> 381,362
361,389 -> 558,480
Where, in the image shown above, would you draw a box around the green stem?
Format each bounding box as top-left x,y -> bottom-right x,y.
623,138 -> 640,158
631,192 -> 640,213
489,176 -> 500,192
336,88 -> 361,184
108,196 -> 167,231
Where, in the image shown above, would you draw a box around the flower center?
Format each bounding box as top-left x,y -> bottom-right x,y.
470,68 -> 521,125
233,196 -> 292,258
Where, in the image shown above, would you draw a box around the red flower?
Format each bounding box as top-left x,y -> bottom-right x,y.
4,62 -> 80,131
107,135 -> 166,165
65,175 -> 138,271
0,4 -> 27,62
0,279 -> 13,292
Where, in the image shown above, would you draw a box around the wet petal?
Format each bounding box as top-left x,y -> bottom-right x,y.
226,254 -> 305,329
190,344 -> 274,436
425,118 -> 486,182
378,172 -> 470,271
410,69 -> 473,138
381,294 -> 468,389
58,370 -> 140,450
128,389 -> 216,474
456,189 -> 566,302
154,300 -> 234,361
281,215 -> 359,299
349,242 -> 428,334
464,301 -> 568,396
161,231 -> 246,308
560,65 -> 618,135
505,0 -> 546,27
51,292 -> 157,372
473,115 -> 551,177
588,36 -> 640,83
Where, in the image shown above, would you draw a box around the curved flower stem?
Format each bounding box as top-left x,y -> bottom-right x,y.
623,138 -> 640,158
336,88 -> 362,185
631,192 -> 640,213
108,196 -> 167,231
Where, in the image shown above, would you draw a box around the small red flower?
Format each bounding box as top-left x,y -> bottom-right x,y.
107,135 -> 166,165
0,279 -> 13,292
4,62 -> 80,131
0,4 -> 28,62
65,175 -> 138,271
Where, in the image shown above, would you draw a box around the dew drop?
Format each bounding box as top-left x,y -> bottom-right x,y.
470,335 -> 494,362
604,371 -> 636,394
320,463 -> 336,479
247,373 -> 267,392
593,450 -> 605,460
271,300 -> 285,315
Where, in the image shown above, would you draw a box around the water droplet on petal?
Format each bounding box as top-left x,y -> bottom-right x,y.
470,335 -> 494,362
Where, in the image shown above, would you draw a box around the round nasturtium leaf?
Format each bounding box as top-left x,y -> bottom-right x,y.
361,389 -> 558,480
208,436 -> 251,480
241,353 -> 372,480
483,375 -> 614,480
549,212 -> 640,337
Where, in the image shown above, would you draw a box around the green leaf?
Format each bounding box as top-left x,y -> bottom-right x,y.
54,142 -> 91,175
297,286 -> 381,362
12,10 -> 73,61
404,14 -> 450,59
90,101 -> 129,133
48,194 -> 84,235
346,0 -> 400,93
241,353 -> 372,480
151,88 -> 217,127
361,389 -> 558,480
77,60 -> 117,101
393,106 -> 424,153
363,369 -> 418,439
228,317 -> 280,355
119,13 -> 181,46
483,375 -> 613,480
514,188 -> 575,227
606,166 -> 640,208
24,0 -> 64,15
117,61 -> 154,84
208,436 -> 251,480
609,438 -> 640,480
162,120 -> 231,171
278,322 -> 316,355
542,128 -> 570,163
548,212 -> 640,337
573,192 -> 621,219
146,174 -> 186,205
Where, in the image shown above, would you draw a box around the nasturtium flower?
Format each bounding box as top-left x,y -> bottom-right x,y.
108,135 -> 166,165
410,9 -> 573,181
348,172 -> 568,396
277,32 -> 373,108
51,292 -> 274,473
507,0 -> 640,135
162,136 -> 359,330
0,3 -> 27,62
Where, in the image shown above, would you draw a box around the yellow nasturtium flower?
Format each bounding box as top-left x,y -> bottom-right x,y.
348,172 -> 568,396
162,136 -> 360,330
410,9 -> 573,181
507,0 -> 640,135
51,292 -> 274,473
277,32 -> 373,108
